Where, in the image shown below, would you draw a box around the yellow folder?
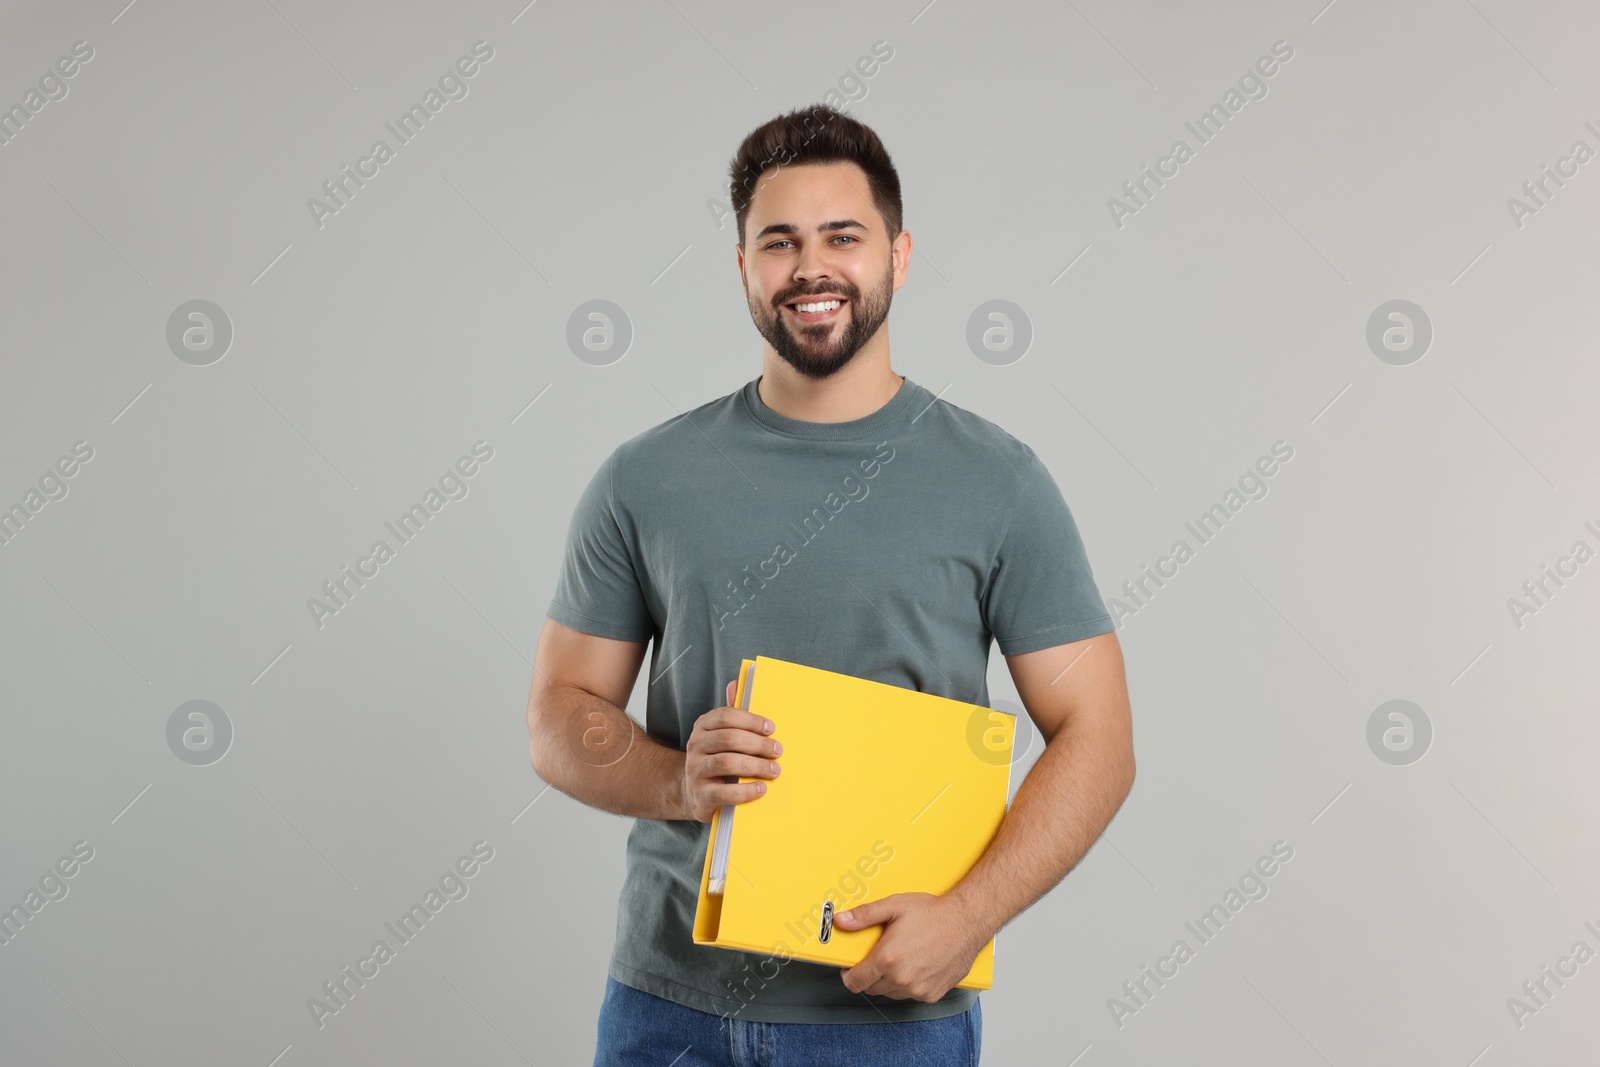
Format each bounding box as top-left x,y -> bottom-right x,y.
692,655 -> 1016,990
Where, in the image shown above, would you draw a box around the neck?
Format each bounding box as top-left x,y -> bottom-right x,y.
757,348 -> 904,424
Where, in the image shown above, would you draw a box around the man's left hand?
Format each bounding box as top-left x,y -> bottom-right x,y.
834,892 -> 989,1002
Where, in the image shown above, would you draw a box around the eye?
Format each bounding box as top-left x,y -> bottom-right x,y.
765,236 -> 860,251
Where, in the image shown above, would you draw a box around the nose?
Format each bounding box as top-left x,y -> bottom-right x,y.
793,244 -> 834,288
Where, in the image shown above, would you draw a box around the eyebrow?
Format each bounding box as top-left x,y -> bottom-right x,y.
752,219 -> 870,241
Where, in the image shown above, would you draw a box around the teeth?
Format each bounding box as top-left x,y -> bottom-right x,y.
794,300 -> 841,313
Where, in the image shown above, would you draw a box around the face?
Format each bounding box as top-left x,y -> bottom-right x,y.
738,161 -> 906,380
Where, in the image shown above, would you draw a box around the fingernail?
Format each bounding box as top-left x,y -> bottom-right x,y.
773,741 -> 782,755
839,911 -> 852,922
770,761 -> 781,774
756,782 -> 766,793
764,719 -> 774,733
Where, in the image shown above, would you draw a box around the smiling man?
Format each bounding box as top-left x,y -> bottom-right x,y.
528,103 -> 1135,1065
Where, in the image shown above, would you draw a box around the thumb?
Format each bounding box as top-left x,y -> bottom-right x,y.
834,895 -> 900,929
726,679 -> 736,707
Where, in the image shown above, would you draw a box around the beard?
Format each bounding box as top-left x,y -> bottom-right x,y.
747,260 -> 894,381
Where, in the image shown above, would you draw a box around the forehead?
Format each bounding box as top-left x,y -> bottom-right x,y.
746,161 -> 875,228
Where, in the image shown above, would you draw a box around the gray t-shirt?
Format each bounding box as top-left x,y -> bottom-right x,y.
547,374 -> 1113,1024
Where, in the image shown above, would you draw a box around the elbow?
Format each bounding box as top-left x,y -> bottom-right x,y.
1120,741 -> 1137,801
526,680 -> 599,785
526,699 -> 555,782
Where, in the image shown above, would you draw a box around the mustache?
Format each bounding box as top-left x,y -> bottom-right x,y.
776,287 -> 855,305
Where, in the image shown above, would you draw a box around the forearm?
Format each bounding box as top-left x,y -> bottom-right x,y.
528,683 -> 689,821
945,719 -> 1134,940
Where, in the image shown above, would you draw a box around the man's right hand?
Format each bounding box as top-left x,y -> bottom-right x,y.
680,678 -> 782,823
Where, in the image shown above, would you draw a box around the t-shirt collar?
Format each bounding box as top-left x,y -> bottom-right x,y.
741,373 -> 925,441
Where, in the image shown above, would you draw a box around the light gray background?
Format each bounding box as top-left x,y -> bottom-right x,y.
3,0 -> 1597,1063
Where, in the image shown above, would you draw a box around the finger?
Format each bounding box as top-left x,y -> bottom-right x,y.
857,975 -> 909,999
834,896 -> 895,929
700,779 -> 767,807
697,706 -> 775,737
840,955 -> 885,995
694,751 -> 781,781
726,679 -> 736,707
694,727 -> 782,759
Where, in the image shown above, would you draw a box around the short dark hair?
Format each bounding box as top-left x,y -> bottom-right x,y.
727,104 -> 903,248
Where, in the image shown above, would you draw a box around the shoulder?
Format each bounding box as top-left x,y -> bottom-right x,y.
910,388 -> 1040,483
605,383 -> 745,489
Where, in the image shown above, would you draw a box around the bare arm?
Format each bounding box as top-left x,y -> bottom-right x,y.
834,627 -> 1135,1000
943,629 -> 1136,940
526,618 -> 780,822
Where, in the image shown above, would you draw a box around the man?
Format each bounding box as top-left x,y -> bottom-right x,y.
528,103 -> 1135,1065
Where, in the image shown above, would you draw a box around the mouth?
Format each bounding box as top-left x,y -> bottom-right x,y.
784,296 -> 848,324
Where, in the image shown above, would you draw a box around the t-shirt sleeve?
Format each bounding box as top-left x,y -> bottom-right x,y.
981,448 -> 1114,655
545,450 -> 656,644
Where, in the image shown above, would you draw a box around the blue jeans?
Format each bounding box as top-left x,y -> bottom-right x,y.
593,977 -> 982,1066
